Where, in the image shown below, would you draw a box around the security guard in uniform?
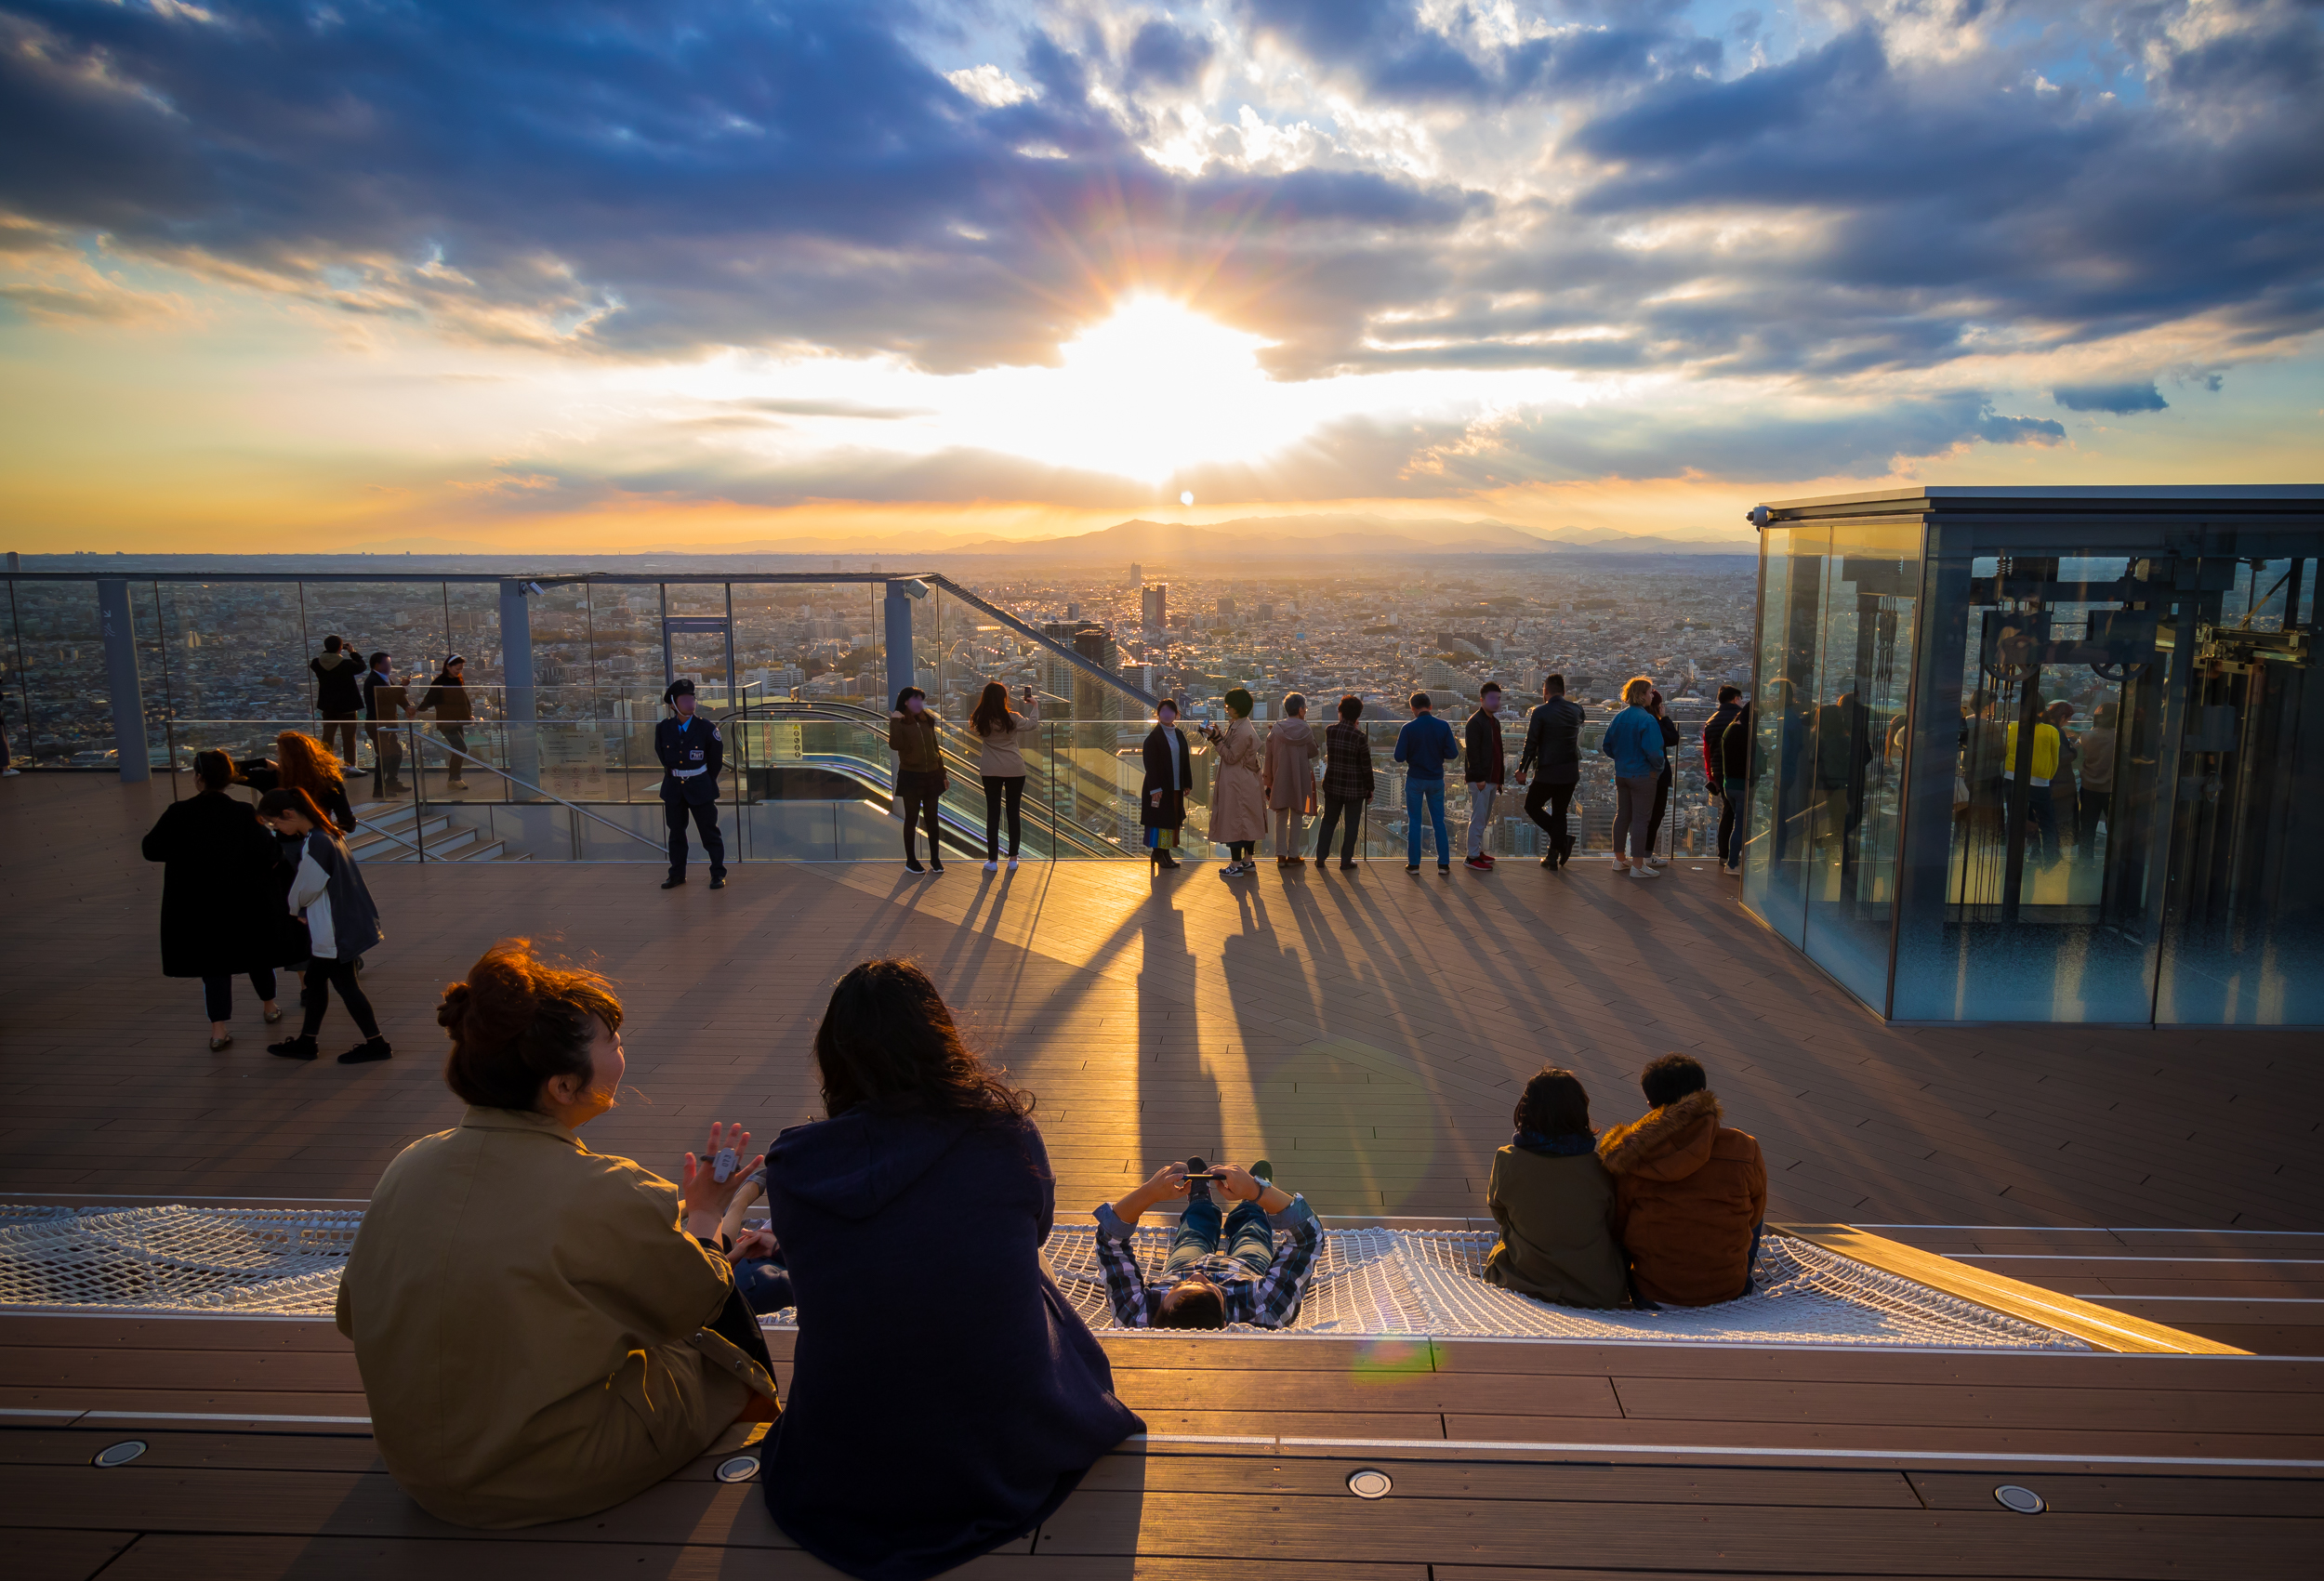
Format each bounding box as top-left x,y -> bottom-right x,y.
656,678 -> 728,889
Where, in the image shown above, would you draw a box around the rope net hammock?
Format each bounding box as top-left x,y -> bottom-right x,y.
1,1204 -> 2085,1349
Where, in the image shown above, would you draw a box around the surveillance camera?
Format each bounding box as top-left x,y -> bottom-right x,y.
1745,506 -> 1771,528
900,578 -> 931,600
526,581 -> 545,596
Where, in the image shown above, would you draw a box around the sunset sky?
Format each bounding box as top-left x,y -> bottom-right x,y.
2,0 -> 2317,554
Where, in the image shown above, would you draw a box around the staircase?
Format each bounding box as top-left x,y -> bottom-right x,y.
346,799 -> 531,863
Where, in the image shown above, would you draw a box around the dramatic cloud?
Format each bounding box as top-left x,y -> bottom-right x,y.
2053,380 -> 2170,414
0,0 -> 2317,523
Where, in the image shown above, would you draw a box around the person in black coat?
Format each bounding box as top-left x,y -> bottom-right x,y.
755,961 -> 1140,1581
141,749 -> 295,1051
1139,696 -> 1193,873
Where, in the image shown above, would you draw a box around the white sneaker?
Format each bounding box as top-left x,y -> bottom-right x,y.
1629,863 -> 1661,879
1645,856 -> 1669,869
983,860 -> 999,873
0,767 -> 17,777
1007,856 -> 1020,871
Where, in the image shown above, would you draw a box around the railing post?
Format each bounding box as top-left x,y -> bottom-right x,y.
883,581 -> 913,820
499,580 -> 538,789
97,579 -> 150,783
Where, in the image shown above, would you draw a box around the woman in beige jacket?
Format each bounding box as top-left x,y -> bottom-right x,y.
969,680 -> 1040,872
1261,692 -> 1323,867
1204,688 -> 1267,877
336,941 -> 775,1528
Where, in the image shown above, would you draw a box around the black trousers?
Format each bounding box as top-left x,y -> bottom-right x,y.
1717,783 -> 1741,864
1524,778 -> 1577,847
319,712 -> 360,765
1227,840 -> 1255,860
665,796 -> 726,879
437,723 -> 469,781
983,774 -> 1024,861
203,968 -> 278,1023
1314,794 -> 1365,861
298,956 -> 379,1040
369,722 -> 403,790
899,782 -> 942,863
1645,767 -> 1672,851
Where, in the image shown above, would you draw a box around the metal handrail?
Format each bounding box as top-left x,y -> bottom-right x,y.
923,573 -> 1160,710
409,732 -> 667,854
718,700 -> 1129,859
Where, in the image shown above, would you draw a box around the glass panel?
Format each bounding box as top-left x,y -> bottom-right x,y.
2153,544 -> 2322,1024
9,580 -> 106,766
1798,520 -> 1921,1009
1741,523 -> 1823,941
1892,542 -> 2177,1021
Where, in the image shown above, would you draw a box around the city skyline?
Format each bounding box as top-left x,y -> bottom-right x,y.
3,2 -> 2317,554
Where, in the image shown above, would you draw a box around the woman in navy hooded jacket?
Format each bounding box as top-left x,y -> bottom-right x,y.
758,959 -> 1140,1580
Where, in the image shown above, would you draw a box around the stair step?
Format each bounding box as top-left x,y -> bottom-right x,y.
457,839 -> 505,863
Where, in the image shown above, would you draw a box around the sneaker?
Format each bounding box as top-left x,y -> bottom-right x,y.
1628,863 -> 1661,880
661,876 -> 687,889
708,876 -> 727,890
1007,856 -> 1021,871
930,860 -> 945,875
337,1037 -> 393,1064
267,1035 -> 318,1061
1406,863 -> 1419,874
1339,860 -> 1357,871
984,860 -> 999,873
1540,851 -> 1557,867
1438,863 -> 1452,876
1464,854 -> 1492,872
0,767 -> 18,777
1249,1159 -> 1274,1184
1644,856 -> 1669,870
905,858 -> 926,874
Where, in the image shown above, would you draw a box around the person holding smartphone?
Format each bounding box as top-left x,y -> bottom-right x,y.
1092,1157 -> 1322,1330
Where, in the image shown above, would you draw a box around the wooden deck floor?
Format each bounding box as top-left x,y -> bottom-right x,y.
7,771 -> 2324,1576
6,1312 -> 2321,1580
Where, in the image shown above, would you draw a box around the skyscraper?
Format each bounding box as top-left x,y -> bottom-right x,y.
1129,562 -> 1143,588
1141,584 -> 1169,632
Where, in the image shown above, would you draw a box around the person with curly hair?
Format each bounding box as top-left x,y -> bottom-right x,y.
335,940 -> 775,1528
756,959 -> 1141,1581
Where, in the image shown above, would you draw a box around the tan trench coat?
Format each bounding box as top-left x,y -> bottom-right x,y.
1262,716 -> 1321,812
1208,717 -> 1268,844
337,1107 -> 752,1528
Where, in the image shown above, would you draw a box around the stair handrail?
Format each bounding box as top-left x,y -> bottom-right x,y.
410,731 -> 667,855
716,700 -> 1130,859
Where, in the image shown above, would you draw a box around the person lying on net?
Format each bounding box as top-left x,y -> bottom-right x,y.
1094,1158 -> 1322,1329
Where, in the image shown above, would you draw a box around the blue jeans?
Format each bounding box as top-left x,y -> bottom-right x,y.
1405,779 -> 1448,866
1165,1193 -> 1276,1282
2025,783 -> 2059,863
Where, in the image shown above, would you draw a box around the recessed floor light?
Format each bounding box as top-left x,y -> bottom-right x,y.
716,1456 -> 759,1483
1994,1483 -> 2045,1513
93,1441 -> 147,1468
1347,1468 -> 1393,1499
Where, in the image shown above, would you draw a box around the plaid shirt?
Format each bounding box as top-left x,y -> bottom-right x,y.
1321,721 -> 1375,802
1092,1197 -> 1323,1330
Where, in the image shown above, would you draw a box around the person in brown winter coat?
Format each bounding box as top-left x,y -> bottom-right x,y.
1597,1053 -> 1766,1306
1261,692 -> 1321,867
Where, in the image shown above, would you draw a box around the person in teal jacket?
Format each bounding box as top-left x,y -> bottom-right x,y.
1600,677 -> 1669,879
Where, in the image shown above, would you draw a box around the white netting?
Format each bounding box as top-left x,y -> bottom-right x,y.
0,1203 -> 361,1314
0,1205 -> 2086,1349
1040,1225 -> 2091,1350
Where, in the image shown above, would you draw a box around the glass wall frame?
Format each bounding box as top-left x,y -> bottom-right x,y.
1741,495 -> 2323,1027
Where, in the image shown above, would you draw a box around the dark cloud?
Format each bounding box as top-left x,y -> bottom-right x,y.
0,0 -> 2313,414
0,0 -> 1472,370
2053,381 -> 2169,414
1125,19 -> 1213,89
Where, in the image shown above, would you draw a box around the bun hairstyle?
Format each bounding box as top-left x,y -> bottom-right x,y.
192,748 -> 237,791
440,939 -> 624,1112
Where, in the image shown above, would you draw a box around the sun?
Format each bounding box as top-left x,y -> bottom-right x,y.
949,295 -> 1300,484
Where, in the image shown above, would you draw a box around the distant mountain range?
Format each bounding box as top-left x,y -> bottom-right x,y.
323,513 -> 1748,560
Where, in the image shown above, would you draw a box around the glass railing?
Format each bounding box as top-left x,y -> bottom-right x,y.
133,709 -> 1720,865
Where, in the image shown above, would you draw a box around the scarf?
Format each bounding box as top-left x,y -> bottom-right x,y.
1512,1128 -> 1594,1157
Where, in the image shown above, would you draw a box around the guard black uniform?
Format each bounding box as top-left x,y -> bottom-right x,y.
656,679 -> 727,889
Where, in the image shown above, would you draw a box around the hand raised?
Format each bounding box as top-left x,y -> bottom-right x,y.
680,1121 -> 762,1228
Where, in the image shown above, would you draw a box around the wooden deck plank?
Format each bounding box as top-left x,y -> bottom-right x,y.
12,1527 -> 134,1581
1029,1487 -> 2313,1576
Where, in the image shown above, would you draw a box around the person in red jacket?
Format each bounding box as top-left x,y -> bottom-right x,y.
1597,1053 -> 1766,1306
